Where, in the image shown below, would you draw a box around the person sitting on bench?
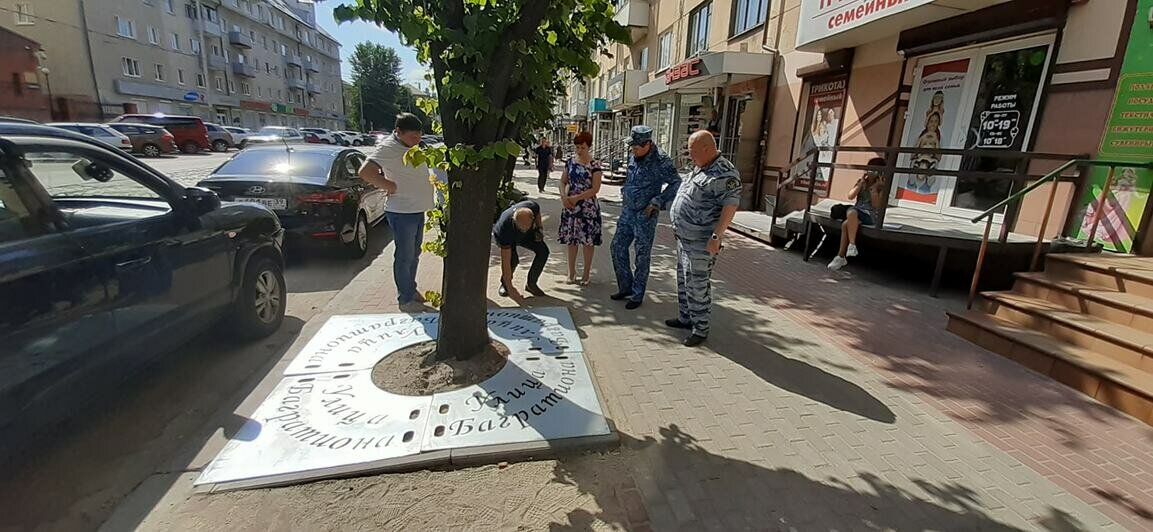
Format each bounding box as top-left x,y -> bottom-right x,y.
829,157 -> 887,271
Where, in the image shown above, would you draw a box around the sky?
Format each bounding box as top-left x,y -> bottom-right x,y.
310,2 -> 429,87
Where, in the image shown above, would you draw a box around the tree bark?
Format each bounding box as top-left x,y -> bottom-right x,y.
436,159 -> 504,361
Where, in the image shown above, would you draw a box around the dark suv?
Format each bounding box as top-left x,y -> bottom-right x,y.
0,123 -> 286,464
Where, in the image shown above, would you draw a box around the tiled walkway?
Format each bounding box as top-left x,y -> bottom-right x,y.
121,169 -> 1153,530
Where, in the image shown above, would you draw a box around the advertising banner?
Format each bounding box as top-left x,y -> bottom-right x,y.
796,0 -> 934,49
895,58 -> 970,205
792,75 -> 847,197
1074,0 -> 1153,252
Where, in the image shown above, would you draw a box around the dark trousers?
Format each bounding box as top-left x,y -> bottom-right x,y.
537,168 -> 549,192
504,232 -> 550,288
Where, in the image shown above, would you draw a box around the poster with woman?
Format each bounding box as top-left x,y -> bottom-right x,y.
896,59 -> 971,205
792,76 -> 846,197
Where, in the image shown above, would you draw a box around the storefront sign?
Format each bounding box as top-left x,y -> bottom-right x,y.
792,75 -> 847,197
183,91 -> 201,102
895,58 -> 970,205
1074,0 -> 1153,253
797,0 -> 934,48
666,58 -> 704,84
975,93 -> 1021,149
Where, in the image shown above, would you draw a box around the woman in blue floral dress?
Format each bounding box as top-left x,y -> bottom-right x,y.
558,131 -> 603,285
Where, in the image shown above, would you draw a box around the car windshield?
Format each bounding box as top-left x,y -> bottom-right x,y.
257,127 -> 293,136
214,149 -> 333,179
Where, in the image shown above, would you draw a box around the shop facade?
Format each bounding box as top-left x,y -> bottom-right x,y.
763,0 -> 1152,253
638,50 -> 773,206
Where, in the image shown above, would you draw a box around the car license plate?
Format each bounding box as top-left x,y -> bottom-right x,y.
236,197 -> 287,210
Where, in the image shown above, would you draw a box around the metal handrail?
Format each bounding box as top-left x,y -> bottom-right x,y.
966,158 -> 1153,309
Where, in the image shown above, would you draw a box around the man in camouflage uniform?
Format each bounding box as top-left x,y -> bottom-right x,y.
668,131 -> 742,347
611,125 -> 682,310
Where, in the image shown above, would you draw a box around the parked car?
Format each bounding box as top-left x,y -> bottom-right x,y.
300,128 -> 338,144
338,131 -> 370,146
369,130 -> 387,144
225,126 -> 252,148
110,114 -> 211,154
46,122 -> 134,152
0,122 -> 285,464
0,117 -> 37,124
107,123 -> 179,157
204,123 -> 236,153
328,131 -> 352,146
197,144 -> 385,258
245,126 -> 306,146
303,131 -> 323,144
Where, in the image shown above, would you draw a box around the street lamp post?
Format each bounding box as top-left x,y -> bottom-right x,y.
34,50 -> 54,120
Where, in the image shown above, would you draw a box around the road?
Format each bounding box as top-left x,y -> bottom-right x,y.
0,151 -> 392,532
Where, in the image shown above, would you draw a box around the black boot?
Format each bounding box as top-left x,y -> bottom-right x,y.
682,334 -> 707,347
665,319 -> 692,330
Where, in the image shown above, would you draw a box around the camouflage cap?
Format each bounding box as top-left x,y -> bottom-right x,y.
625,125 -> 654,147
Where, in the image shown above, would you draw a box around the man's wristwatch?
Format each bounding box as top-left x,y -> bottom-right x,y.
710,233 -> 720,241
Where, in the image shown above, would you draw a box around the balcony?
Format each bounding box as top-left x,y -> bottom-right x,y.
202,20 -> 223,38
613,0 -> 649,41
232,61 -> 257,78
228,30 -> 253,49
285,54 -> 303,68
607,70 -> 645,110
207,54 -> 228,71
286,78 -> 307,90
306,82 -> 320,95
303,57 -> 319,73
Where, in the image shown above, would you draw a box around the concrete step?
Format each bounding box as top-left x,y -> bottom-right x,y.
947,310 -> 1153,424
1045,253 -> 1153,298
977,292 -> 1153,371
1013,271 -> 1153,330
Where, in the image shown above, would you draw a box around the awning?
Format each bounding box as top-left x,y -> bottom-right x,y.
639,51 -> 774,100
795,0 -> 1010,53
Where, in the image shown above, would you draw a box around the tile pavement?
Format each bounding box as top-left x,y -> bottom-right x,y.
326,168 -> 1153,529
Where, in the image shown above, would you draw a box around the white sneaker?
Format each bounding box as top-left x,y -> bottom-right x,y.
846,244 -> 859,258
828,256 -> 848,271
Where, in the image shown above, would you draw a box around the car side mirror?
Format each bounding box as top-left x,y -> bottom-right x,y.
185,186 -> 221,215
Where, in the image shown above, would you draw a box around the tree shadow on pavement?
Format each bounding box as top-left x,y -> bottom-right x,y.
550,423 -> 1037,530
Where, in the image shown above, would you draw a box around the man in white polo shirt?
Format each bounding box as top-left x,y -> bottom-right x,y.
358,113 -> 435,306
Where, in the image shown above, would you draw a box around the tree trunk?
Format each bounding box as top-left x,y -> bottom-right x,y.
436,159 -> 504,361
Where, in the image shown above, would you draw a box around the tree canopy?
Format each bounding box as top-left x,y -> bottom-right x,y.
334,0 -> 628,360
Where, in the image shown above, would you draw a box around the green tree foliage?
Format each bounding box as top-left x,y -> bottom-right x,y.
335,0 -> 627,360
347,42 -> 405,131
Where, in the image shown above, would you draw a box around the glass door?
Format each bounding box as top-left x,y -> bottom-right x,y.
891,34 -> 1054,219
942,39 -> 1053,217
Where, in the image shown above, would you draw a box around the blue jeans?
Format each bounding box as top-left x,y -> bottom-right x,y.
386,212 -> 425,304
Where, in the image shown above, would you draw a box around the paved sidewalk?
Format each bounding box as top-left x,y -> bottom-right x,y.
107,168 -> 1153,531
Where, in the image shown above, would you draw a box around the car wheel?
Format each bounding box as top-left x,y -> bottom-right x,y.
352,140 -> 362,146
230,255 -> 285,339
322,139 -> 331,144
343,212 -> 369,259
212,140 -> 229,152
141,143 -> 162,157
181,141 -> 200,154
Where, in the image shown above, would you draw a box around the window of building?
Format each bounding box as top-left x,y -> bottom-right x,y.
122,57 -> 141,77
190,38 -> 201,55
215,76 -> 224,92
154,64 -> 165,81
657,32 -> 672,70
14,3 -> 34,25
265,63 -> 271,74
687,2 -> 711,56
211,44 -> 221,57
165,0 -> 175,14
731,0 -> 768,36
196,73 -> 206,87
277,89 -> 282,101
170,32 -> 180,50
177,68 -> 186,85
241,82 -> 250,95
261,35 -> 267,49
228,80 -> 235,93
638,47 -> 649,71
249,29 -> 256,41
116,16 -> 137,39
185,4 -> 196,18
148,26 -> 160,45
280,44 -> 287,56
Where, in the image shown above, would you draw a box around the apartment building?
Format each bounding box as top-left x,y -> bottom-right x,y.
0,0 -> 345,129
575,0 -> 774,206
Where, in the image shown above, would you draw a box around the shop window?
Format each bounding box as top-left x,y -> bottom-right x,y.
686,2 -> 711,57
730,0 -> 767,37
